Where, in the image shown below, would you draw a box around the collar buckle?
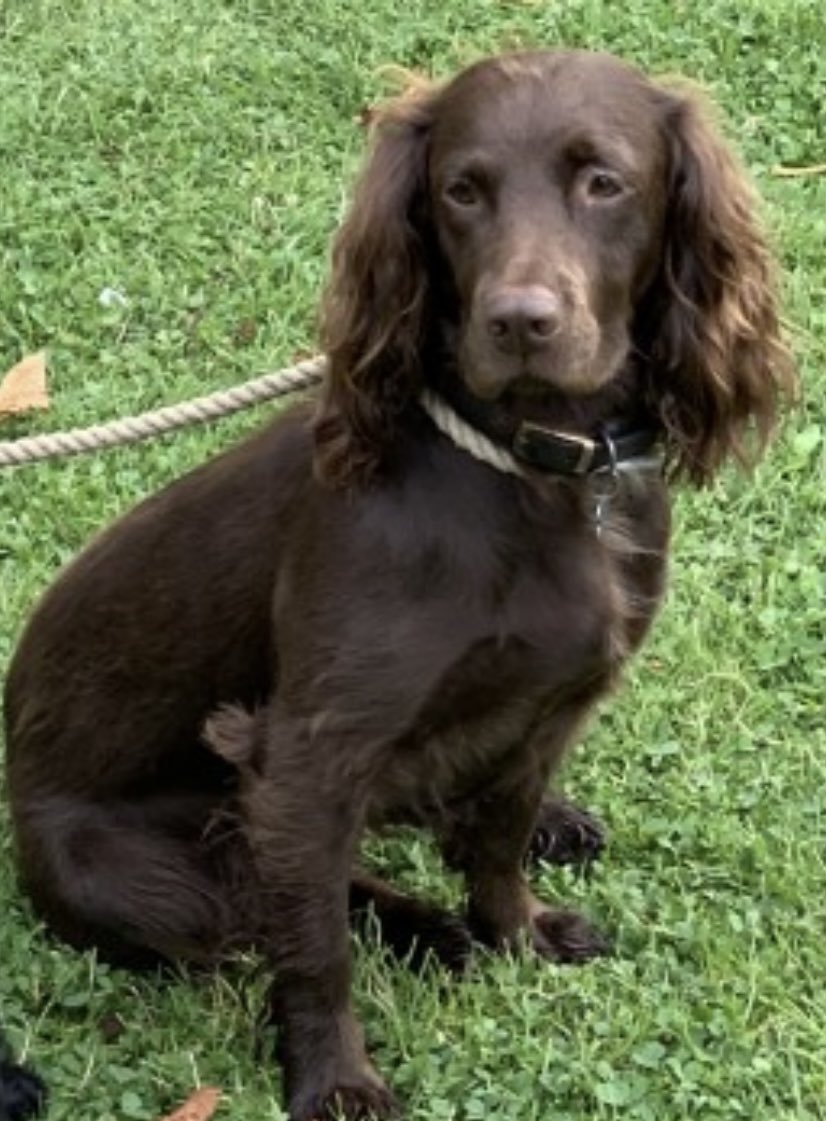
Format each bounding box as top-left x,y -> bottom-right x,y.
513,423 -> 597,475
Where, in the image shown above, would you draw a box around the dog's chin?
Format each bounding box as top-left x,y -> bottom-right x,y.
462,356 -> 624,403
459,324 -> 632,403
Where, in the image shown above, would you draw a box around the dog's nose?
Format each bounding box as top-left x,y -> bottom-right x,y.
486,286 -> 561,354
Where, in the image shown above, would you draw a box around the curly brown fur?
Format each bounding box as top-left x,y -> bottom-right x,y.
642,87 -> 796,482
5,50 -> 794,1121
315,80 -> 438,487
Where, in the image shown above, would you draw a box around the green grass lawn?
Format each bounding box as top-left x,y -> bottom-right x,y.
1,1 -> 824,1118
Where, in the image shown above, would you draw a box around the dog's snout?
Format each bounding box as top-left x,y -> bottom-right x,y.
485,286 -> 561,354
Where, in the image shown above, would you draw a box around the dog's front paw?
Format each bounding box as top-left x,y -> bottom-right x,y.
289,1077 -> 398,1121
527,797 -> 606,867
531,908 -> 610,964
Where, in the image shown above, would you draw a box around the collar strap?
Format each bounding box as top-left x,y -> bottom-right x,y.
419,389 -> 662,479
513,420 -> 660,476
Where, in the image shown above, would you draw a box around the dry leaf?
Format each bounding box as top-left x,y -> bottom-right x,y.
0,351 -> 49,419
157,1086 -> 221,1121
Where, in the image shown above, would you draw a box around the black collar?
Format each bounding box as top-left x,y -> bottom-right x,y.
425,369 -> 661,478
512,420 -> 660,476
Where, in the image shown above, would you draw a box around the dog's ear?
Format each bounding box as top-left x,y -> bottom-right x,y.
315,80 -> 440,489
646,89 -> 796,484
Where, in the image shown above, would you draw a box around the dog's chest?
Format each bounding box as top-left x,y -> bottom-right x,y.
371,526 -> 632,821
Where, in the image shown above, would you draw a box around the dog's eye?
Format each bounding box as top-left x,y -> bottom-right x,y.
445,178 -> 480,207
585,169 -> 625,200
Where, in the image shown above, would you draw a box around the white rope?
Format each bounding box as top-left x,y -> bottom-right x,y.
0,352 -> 532,476
0,355 -> 327,468
418,388 -> 526,478
0,350 -> 662,480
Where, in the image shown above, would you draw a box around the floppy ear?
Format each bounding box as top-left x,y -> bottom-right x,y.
645,90 -> 796,485
314,81 -> 440,489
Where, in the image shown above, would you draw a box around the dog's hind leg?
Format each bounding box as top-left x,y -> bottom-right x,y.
12,794 -> 247,968
349,871 -> 471,973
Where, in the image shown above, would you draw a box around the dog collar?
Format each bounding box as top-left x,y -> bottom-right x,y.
419,389 -> 663,480
512,419 -> 661,475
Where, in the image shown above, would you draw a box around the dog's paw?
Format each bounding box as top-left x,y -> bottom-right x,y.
531,909 -> 610,964
391,905 -> 473,975
289,1079 -> 398,1121
357,896 -> 472,976
527,798 -> 606,868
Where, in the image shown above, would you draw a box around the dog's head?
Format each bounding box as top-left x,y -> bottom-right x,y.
316,50 -> 795,487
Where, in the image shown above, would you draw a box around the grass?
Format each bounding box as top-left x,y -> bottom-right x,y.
1,0 -> 824,1118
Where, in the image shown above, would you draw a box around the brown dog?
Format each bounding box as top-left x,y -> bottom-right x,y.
4,50 -> 793,1120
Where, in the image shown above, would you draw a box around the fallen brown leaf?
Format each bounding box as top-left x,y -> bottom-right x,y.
157,1086 -> 221,1121
0,350 -> 49,419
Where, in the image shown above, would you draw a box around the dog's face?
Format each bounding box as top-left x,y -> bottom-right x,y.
428,52 -> 670,400
319,49 -> 791,488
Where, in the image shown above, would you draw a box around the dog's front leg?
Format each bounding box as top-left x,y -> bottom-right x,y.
242,710 -> 395,1121
444,701 -> 610,965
